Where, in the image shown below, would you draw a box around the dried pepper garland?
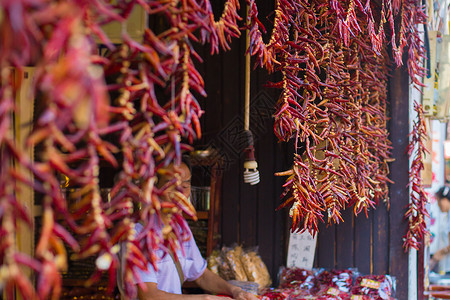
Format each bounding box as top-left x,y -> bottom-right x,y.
246,0 -> 424,234
0,0 -> 243,299
404,102 -> 429,251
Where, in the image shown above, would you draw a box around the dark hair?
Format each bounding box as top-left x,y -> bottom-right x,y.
436,186 -> 450,200
181,154 -> 192,173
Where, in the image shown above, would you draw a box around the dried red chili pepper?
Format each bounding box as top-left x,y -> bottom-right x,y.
403,102 -> 429,251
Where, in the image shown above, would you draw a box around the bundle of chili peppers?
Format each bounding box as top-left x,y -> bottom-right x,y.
0,0 -> 244,299
351,275 -> 395,300
263,268 -> 394,299
403,102 -> 429,251
279,267 -> 315,290
246,0 -> 425,234
315,269 -> 355,293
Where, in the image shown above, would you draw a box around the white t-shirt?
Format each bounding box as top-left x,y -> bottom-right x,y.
134,222 -> 207,294
442,214 -> 450,273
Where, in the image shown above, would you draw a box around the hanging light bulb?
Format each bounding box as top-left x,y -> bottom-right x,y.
243,130 -> 260,185
242,9 -> 259,185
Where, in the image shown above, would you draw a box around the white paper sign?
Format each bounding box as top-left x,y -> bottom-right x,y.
286,231 -> 317,270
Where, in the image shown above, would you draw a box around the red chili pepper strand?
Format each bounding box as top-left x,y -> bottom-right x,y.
404,102 -> 429,251
0,3 -> 105,298
352,35 -> 391,210
388,0 -> 408,66
99,0 -> 246,296
33,10 -> 118,291
362,48 -> 392,205
346,57 -> 376,215
206,0 -> 242,54
0,0 -> 246,298
407,6 -> 428,90
266,0 -> 398,232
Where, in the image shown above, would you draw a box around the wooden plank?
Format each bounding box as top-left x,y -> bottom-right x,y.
239,173 -> 258,246
373,203 -> 389,275
184,211 -> 208,220
255,90 -> 277,278
207,163 -> 222,255
336,208 -> 354,269
239,33 -> 261,247
14,68 -> 35,295
388,65 -> 410,299
201,46 -> 222,143
317,221 -> 336,269
252,0 -> 279,280
271,143 -> 292,286
354,211 -> 372,275
219,36 -> 242,246
418,242 -> 425,300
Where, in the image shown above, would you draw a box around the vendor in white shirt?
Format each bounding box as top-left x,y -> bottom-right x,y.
431,186 -> 450,268
135,158 -> 258,300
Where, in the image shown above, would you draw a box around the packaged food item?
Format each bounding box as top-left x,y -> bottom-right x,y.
279,267 -> 315,290
207,249 -> 221,275
241,247 -> 272,289
348,295 -> 372,300
315,269 -> 357,293
285,288 -> 317,299
351,275 -> 396,300
223,245 -> 248,281
313,286 -> 351,300
228,280 -> 259,294
218,253 -> 234,281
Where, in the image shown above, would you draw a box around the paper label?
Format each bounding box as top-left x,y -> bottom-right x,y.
361,278 -> 381,289
327,287 -> 340,296
286,231 -> 317,270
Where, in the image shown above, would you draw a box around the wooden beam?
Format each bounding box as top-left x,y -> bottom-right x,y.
388,63 -> 410,300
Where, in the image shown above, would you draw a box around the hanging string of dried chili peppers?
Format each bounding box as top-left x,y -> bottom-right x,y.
246,0 -> 425,235
0,0 -> 242,298
404,102 -> 429,251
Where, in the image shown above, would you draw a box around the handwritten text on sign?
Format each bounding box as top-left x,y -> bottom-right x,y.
286,231 -> 317,270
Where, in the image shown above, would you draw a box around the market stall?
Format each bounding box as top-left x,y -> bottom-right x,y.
0,0 -> 434,299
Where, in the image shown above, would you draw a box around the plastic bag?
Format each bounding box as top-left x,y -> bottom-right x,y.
313,286 -> 351,300
207,249 -> 221,275
228,280 -> 259,294
315,269 -> 358,294
241,247 -> 272,289
223,245 -> 248,281
350,275 -> 396,300
216,250 -> 234,280
279,267 -> 315,290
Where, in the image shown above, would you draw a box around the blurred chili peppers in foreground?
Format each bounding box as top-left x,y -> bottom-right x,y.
0,0 -> 242,298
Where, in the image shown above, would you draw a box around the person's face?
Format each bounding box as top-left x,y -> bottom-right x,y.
177,163 -> 191,199
159,163 -> 191,201
438,197 -> 450,213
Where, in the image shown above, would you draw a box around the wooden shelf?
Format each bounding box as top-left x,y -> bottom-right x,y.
196,211 -> 209,219
184,211 -> 209,220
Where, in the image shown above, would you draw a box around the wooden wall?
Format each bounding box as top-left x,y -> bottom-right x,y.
195,0 -> 291,283
197,1 -> 412,298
